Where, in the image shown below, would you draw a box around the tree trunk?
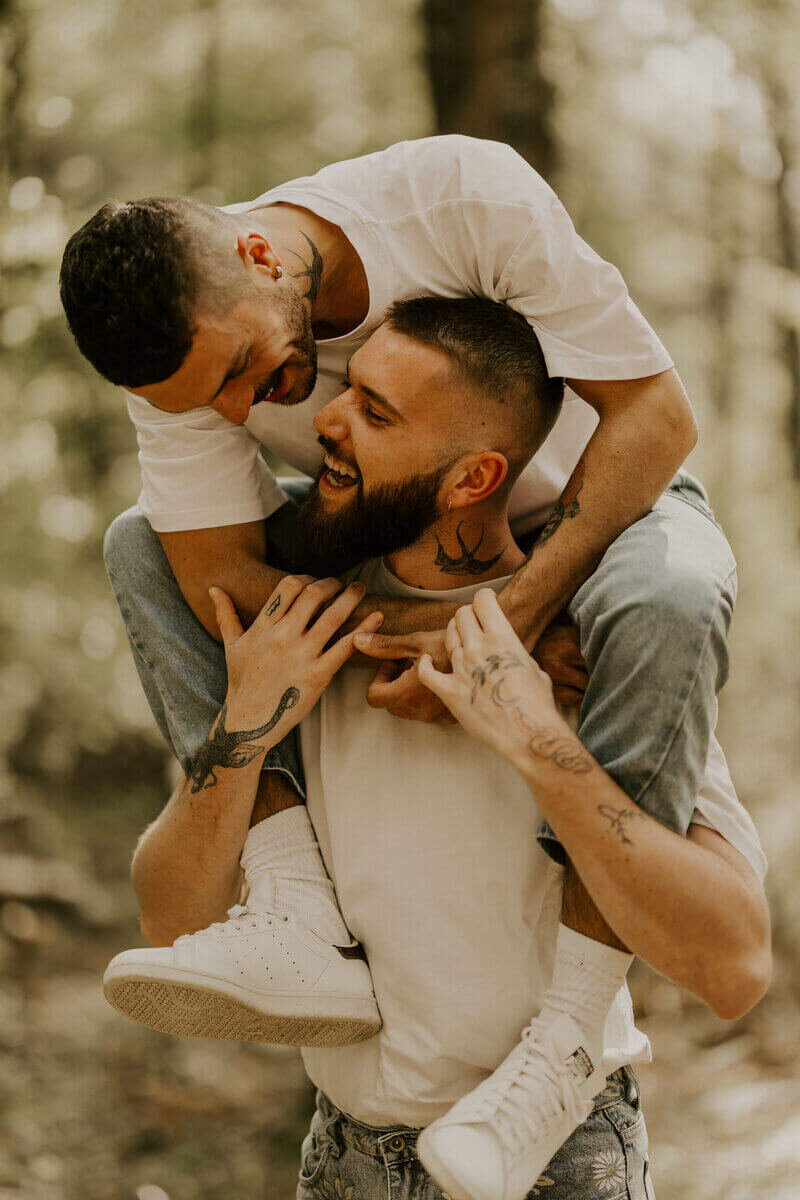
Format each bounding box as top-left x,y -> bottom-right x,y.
0,0 -> 29,183
421,0 -> 556,181
187,0 -> 221,193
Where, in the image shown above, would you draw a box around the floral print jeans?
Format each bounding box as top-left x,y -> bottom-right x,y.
296,1067 -> 655,1200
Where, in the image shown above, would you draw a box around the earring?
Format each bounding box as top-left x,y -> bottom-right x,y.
447,499 -> 453,512
273,264 -> 283,279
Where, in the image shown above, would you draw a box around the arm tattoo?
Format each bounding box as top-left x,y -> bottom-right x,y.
470,654 -> 593,774
527,455 -> 586,558
597,804 -> 648,845
286,231 -> 323,305
512,707 -> 594,774
265,595 -> 281,616
435,522 -> 505,576
189,689 -> 300,793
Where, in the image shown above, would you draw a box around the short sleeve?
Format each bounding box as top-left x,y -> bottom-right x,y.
474,148 -> 674,380
126,392 -> 287,532
690,734 -> 768,884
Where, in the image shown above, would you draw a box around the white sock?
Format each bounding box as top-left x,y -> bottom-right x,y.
539,923 -> 633,1048
240,807 -> 352,945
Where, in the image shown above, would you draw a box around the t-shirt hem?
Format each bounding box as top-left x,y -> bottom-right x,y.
138,498 -> 282,533
543,349 -> 674,382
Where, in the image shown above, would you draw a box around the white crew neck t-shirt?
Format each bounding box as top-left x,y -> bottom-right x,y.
126,136 -> 674,536
298,558 -> 767,1128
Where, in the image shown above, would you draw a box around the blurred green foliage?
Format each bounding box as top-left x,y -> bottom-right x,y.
2,0 -> 800,1196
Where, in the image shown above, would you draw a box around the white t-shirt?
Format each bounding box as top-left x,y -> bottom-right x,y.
126,136 -> 673,536
298,559 -> 767,1128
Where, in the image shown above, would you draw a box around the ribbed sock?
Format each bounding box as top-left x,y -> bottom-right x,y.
539,922 -> 633,1051
240,808 -> 352,945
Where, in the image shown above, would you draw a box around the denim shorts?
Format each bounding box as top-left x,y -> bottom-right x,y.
296,1066 -> 655,1200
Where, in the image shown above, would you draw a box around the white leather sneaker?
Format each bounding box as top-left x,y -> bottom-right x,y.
103,875 -> 381,1046
417,1014 -> 604,1200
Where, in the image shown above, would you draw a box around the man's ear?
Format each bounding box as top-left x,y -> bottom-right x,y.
235,230 -> 281,277
448,452 -> 509,510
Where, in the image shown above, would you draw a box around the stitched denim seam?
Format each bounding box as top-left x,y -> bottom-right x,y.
632,562 -> 737,811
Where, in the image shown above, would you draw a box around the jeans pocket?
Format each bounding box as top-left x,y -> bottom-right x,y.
603,1104 -> 654,1200
298,1118 -> 335,1189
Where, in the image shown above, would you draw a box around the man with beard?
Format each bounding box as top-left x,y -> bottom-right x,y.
102,299 -> 768,1200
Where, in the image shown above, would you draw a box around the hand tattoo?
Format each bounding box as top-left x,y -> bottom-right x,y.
597,804 -> 648,845
435,522 -> 505,576
512,708 -> 594,774
286,231 -> 323,305
527,455 -> 585,557
265,595 -> 281,616
470,652 -> 530,704
189,689 -> 300,793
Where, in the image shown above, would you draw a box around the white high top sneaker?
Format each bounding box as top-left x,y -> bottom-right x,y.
103,868 -> 381,1046
417,1014 -> 605,1200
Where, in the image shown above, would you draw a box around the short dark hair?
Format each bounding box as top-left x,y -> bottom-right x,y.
59,197 -> 220,387
384,296 -> 564,463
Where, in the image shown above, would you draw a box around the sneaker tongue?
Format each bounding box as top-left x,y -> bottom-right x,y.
245,869 -> 277,911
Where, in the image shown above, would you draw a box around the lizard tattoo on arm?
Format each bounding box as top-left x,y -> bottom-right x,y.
189,688 -> 300,793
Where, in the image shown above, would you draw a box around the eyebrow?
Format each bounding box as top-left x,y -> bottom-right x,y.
208,344 -> 250,405
346,359 -> 405,422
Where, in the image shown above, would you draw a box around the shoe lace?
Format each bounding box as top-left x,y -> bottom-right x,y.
174,904 -> 291,942
458,1020 -> 590,1156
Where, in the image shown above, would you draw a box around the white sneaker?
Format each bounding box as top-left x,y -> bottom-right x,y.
417,1014 -> 604,1200
103,878 -> 381,1047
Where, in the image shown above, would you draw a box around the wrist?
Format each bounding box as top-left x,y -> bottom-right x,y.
506,707 -> 587,781
221,693 -> 273,743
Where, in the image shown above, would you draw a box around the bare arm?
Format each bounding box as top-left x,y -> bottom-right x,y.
419,590 -> 772,1021
499,369 -> 698,646
132,576 -> 382,945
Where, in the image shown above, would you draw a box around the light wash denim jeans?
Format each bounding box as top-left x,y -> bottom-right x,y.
103,471 -> 736,859
297,1068 -> 655,1200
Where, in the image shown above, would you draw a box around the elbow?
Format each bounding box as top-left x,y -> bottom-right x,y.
706,945 -> 772,1022
659,372 -> 698,458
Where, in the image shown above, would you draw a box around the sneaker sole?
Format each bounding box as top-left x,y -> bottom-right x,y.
103,967 -> 381,1046
417,1128 -> 482,1200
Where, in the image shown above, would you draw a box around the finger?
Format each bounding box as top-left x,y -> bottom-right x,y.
553,686 -> 585,708
417,652 -> 454,699
287,577 -> 346,629
541,664 -> 589,693
353,631 -> 421,661
454,603 -> 482,649
366,660 -> 414,707
309,580 -> 367,646
258,574 -> 312,624
472,588 -> 511,636
321,611 -> 385,675
209,587 -> 244,647
444,618 -> 462,657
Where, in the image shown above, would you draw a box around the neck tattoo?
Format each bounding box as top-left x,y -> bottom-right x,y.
434,521 -> 505,576
285,230 -> 323,305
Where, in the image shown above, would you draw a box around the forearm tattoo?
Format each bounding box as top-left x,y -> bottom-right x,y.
527,455 -> 586,558
286,231 -> 323,305
470,655 -> 593,775
435,522 -> 505,576
597,804 -> 648,845
189,689 -> 300,793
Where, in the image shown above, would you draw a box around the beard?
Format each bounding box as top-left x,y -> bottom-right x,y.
253,288 -> 318,406
296,462 -> 452,568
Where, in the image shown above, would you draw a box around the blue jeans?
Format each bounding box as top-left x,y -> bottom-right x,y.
103,471 -> 736,856
297,1068 -> 655,1199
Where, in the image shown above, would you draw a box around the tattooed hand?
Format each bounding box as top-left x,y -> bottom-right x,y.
418,589 -> 593,774
192,576 -> 384,791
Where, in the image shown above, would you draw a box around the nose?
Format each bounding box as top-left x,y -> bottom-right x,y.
211,384 -> 252,426
314,388 -> 350,442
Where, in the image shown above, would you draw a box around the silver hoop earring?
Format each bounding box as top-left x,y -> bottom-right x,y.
273,265 -> 283,279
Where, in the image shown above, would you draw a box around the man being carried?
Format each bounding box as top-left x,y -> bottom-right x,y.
104,300 -> 769,1200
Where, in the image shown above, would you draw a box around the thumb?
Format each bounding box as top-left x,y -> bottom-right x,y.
417,652 -> 452,698
209,586 -> 244,648
353,631 -> 419,660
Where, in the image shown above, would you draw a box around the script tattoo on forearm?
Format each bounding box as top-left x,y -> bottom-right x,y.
527,455 -> 586,558
189,689 -> 300,793
435,522 -> 505,576
286,231 -> 323,305
597,804 -> 649,845
470,655 -> 594,774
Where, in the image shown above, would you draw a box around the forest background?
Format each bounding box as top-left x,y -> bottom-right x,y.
1,0 -> 799,1197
